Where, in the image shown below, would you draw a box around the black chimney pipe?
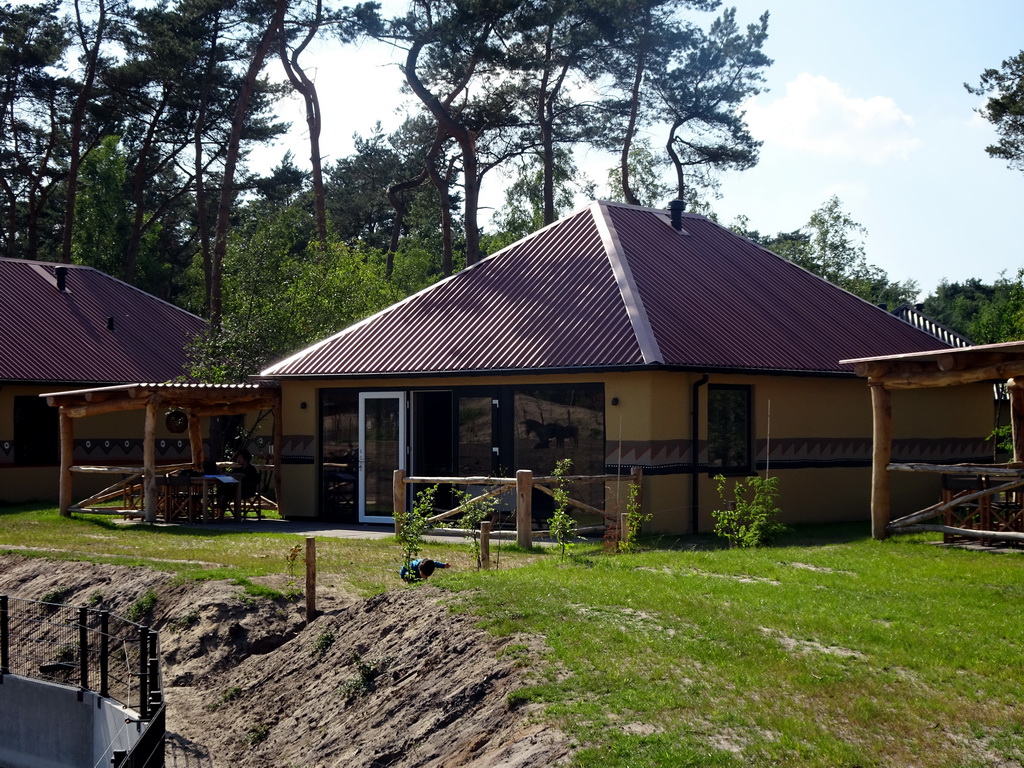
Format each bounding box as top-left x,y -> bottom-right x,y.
669,199 -> 685,231
55,266 -> 68,292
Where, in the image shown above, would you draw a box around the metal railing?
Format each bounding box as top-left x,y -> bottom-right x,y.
0,595 -> 165,767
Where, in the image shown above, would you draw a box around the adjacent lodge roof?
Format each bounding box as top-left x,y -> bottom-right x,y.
264,201 -> 947,380
1,259 -> 205,385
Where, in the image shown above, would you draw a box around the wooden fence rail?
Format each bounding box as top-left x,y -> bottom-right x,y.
885,462 -> 1024,543
394,467 -> 643,551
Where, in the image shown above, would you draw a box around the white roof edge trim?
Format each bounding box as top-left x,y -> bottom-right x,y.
591,201 -> 662,365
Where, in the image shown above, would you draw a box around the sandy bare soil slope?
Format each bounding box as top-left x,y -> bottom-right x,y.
0,555 -> 572,767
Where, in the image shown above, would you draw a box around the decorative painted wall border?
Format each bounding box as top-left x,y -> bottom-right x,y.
605,436 -> 996,475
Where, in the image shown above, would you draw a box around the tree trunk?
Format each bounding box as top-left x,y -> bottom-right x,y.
279,0 -> 327,243
61,0 -> 107,264
210,0 -> 287,324
619,46 -> 646,207
426,151 -> 454,278
403,38 -> 483,266
666,122 -> 686,201
124,95 -> 167,283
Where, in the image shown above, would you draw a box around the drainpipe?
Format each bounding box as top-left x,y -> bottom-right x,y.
691,374 -> 709,533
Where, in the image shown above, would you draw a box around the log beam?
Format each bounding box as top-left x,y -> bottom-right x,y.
871,359 -> 1024,390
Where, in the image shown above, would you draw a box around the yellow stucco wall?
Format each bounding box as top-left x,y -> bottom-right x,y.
273,371 -> 994,533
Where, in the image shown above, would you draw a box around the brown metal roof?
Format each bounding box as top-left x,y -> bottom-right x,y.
263,201 -> 947,378
1,259 -> 205,384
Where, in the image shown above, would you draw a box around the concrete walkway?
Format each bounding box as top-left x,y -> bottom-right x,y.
116,516 -> 554,545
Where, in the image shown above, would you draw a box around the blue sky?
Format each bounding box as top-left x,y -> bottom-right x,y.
262,0 -> 1023,299
708,0 -> 1024,298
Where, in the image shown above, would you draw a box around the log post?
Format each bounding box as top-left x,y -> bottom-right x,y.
186,410 -> 204,471
619,512 -> 629,545
1008,378 -> 1024,464
59,410 -> 74,517
305,536 -> 317,623
516,469 -> 533,548
869,382 -> 892,540
393,469 -> 407,535
272,399 -> 284,514
143,399 -> 158,523
480,521 -> 491,569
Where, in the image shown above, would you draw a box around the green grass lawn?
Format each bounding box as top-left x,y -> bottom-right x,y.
2,504 -> 1023,767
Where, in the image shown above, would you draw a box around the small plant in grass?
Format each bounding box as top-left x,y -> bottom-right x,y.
397,485 -> 437,573
310,627 -> 336,658
618,481 -> 651,554
168,608 -> 201,632
712,473 -> 786,548
454,487 -> 497,569
222,686 -> 242,703
245,723 -> 271,746
87,591 -> 104,607
339,651 -> 392,701
284,544 -> 303,590
39,586 -> 73,605
125,589 -> 158,622
548,458 -> 576,561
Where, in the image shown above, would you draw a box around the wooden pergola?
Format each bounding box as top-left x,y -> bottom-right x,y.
842,341 -> 1024,541
43,382 -> 282,522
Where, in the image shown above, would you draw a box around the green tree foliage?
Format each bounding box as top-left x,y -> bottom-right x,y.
659,8 -> 770,201
72,135 -> 130,276
0,0 -> 70,261
187,202 -> 401,382
967,50 -> 1024,173
741,196 -> 919,308
606,136 -> 673,208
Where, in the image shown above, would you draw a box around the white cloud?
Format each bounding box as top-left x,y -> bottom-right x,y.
744,73 -> 920,165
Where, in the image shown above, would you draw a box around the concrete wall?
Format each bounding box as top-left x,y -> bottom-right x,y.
0,675 -> 141,768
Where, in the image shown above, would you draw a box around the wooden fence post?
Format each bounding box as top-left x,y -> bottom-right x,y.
393,469 -> 407,535
305,536 -> 317,622
480,521 -> 491,569
619,512 -> 629,545
516,469 -> 533,548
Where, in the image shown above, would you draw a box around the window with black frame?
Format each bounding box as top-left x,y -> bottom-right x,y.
13,396 -> 59,466
707,385 -> 751,473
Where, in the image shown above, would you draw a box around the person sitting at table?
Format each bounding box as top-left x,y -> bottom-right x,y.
218,448 -> 259,516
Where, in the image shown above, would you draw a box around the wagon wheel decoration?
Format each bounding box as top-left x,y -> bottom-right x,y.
165,410 -> 188,434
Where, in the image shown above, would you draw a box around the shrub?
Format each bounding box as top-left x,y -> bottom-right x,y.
712,474 -> 786,548
618,480 -> 651,554
548,459 -> 576,561
396,485 -> 437,572
454,487 -> 497,569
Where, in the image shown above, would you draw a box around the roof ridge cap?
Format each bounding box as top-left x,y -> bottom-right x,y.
591,201 -> 662,365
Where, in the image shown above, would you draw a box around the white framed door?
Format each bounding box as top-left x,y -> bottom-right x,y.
358,392 -> 406,523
